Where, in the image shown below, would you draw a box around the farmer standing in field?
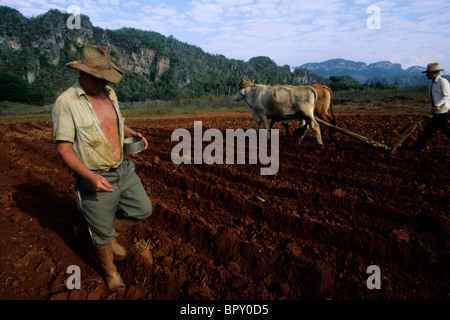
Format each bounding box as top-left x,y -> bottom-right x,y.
412,63 -> 450,151
52,45 -> 153,292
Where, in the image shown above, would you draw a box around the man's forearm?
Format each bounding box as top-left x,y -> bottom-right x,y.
56,142 -> 96,180
124,125 -> 138,138
56,141 -> 114,192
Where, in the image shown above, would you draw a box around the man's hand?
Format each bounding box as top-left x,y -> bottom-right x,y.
56,141 -> 114,193
432,106 -> 441,115
124,125 -> 148,150
134,132 -> 149,150
87,173 -> 115,193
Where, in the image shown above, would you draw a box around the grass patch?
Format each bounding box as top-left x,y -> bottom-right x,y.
0,101 -> 51,123
120,95 -> 246,117
333,87 -> 429,111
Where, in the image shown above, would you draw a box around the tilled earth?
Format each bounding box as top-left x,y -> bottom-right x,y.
0,110 -> 448,300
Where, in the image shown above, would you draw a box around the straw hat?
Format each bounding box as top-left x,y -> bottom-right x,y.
422,63 -> 445,74
66,45 -> 124,83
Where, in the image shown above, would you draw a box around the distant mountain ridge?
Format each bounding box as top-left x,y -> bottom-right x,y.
301,58 -> 425,78
300,59 -> 428,87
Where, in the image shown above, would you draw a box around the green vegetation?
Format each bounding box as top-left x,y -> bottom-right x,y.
321,75 -> 401,91
112,71 -> 157,103
120,95 -> 245,117
0,72 -> 44,105
0,101 -> 51,123
333,86 -> 429,111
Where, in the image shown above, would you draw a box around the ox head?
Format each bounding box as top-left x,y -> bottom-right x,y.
235,77 -> 256,101
234,87 -> 246,102
239,77 -> 255,89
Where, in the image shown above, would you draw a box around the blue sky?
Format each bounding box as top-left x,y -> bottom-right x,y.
2,0 -> 450,70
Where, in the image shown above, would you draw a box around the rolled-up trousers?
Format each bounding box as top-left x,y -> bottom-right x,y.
74,158 -> 153,245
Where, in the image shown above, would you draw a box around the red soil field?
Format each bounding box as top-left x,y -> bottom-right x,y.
0,110 -> 448,300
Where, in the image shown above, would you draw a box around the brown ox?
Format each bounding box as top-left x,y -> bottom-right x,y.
271,84 -> 336,139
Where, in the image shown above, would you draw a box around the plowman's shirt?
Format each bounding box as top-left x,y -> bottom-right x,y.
52,80 -> 125,171
429,75 -> 450,114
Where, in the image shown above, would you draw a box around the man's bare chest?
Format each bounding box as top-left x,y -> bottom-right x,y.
89,96 -> 118,127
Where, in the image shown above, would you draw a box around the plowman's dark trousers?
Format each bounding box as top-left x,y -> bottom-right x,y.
414,113 -> 450,149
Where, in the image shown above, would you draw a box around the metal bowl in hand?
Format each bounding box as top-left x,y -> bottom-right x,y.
124,136 -> 145,154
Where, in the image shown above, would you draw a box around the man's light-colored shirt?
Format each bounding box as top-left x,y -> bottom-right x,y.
429,75 -> 450,114
52,80 -> 125,171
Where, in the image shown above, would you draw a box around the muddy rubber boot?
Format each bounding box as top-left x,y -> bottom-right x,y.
111,238 -> 127,261
114,215 -> 153,265
114,215 -> 139,235
93,243 -> 126,292
111,216 -> 139,261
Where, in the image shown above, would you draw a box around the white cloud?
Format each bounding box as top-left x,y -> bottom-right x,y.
123,1 -> 138,7
99,0 -> 119,6
188,0 -> 225,25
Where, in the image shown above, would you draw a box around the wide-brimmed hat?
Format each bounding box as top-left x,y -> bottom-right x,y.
66,45 -> 124,83
422,63 -> 445,74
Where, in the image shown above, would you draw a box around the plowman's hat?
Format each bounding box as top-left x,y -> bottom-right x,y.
66,45 -> 124,83
422,63 -> 445,74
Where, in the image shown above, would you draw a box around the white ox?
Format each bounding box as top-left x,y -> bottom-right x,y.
234,83 -> 323,146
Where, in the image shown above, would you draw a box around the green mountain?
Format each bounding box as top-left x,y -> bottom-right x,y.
0,6 -> 319,105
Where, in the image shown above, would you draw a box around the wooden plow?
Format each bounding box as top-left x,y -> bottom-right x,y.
316,117 -> 428,153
